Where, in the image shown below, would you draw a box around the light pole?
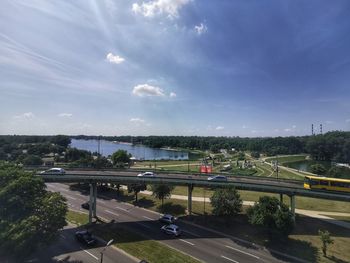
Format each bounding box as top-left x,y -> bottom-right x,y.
100,239 -> 114,263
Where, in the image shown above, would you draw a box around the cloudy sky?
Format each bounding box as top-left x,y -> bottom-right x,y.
1,0 -> 350,137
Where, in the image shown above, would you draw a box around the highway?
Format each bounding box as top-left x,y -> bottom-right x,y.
47,182 -> 291,263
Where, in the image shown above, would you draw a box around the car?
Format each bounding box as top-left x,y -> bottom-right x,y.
40,168 -> 65,175
207,175 -> 228,181
161,224 -> 181,236
137,171 -> 155,177
159,214 -> 176,224
75,230 -> 97,246
81,202 -> 90,210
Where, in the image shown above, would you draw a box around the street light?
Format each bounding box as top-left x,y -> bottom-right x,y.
100,239 -> 114,263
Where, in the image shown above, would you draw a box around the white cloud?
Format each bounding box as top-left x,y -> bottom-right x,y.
242,125 -> 247,129
292,125 -> 296,129
284,128 -> 292,132
13,112 -> 35,119
194,23 -> 207,35
170,92 -> 177,97
346,119 -> 350,123
132,84 -> 165,97
130,118 -> 145,123
58,113 -> 73,118
325,120 -> 333,124
216,126 -> 224,130
132,0 -> 191,18
106,53 -> 125,64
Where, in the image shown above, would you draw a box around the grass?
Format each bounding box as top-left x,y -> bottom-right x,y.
66,210 -> 199,263
265,154 -> 308,164
170,186 -> 350,213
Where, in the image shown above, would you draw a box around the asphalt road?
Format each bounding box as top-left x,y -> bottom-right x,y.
58,169 -> 303,189
47,183 -> 289,263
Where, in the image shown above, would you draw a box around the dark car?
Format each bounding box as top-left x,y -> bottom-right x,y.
81,202 -> 89,210
75,230 -> 97,246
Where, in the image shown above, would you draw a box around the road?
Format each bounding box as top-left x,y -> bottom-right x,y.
26,214 -> 137,263
47,183 -> 292,263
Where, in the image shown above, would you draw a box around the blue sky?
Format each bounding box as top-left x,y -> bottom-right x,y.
1,0 -> 350,137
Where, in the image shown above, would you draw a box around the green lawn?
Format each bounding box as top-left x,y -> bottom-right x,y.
66,210 -> 199,263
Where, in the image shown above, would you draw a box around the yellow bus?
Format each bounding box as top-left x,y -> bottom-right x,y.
304,176 -> 350,193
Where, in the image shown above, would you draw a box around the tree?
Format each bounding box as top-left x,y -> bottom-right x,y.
22,155 -> 43,165
247,196 -> 294,236
127,183 -> 146,203
151,184 -> 174,207
251,151 -> 260,159
52,135 -> 71,148
0,162 -> 67,257
111,150 -> 131,167
210,186 -> 242,218
318,229 -> 334,257
310,164 -> 327,175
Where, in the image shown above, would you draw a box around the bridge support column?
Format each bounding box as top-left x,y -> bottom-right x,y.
92,183 -> 97,218
280,193 -> 283,204
187,184 -> 193,215
89,183 -> 93,224
290,195 -> 296,218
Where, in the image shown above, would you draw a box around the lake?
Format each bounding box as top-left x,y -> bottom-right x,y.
284,160 -> 332,172
70,139 -> 189,160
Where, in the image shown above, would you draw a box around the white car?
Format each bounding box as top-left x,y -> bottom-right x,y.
137,172 -> 155,177
161,224 -> 181,236
40,168 -> 66,175
159,214 -> 176,224
207,175 -> 227,181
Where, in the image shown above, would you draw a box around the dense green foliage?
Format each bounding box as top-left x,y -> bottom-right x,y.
310,164 -> 327,175
247,196 -> 294,236
127,183 -> 146,202
151,184 -> 174,206
210,187 -> 242,217
0,163 -> 67,257
111,150 -> 131,167
327,166 -> 350,179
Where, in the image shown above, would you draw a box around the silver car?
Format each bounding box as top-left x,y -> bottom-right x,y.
137,172 -> 155,177
207,175 -> 227,181
161,224 -> 181,236
159,214 -> 176,224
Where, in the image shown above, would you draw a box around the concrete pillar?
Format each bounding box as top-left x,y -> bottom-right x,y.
279,193 -> 283,204
290,195 -> 295,217
93,183 -> 97,218
187,184 -> 193,215
89,183 -> 93,224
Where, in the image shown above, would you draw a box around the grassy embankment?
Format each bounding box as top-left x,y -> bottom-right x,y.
66,210 -> 199,263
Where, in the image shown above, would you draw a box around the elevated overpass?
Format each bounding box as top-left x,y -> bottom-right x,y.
40,170 -> 350,223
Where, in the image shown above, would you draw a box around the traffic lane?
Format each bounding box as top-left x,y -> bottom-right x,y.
49,183 -> 283,263
96,202 -> 276,263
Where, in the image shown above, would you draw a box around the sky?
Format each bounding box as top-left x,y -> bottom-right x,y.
1,0 -> 350,137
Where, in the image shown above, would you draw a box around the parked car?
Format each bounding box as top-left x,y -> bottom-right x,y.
81,202 -> 90,210
75,230 -> 97,246
137,171 -> 155,177
159,214 -> 176,224
161,224 -> 181,236
40,168 -> 65,175
207,175 -> 227,181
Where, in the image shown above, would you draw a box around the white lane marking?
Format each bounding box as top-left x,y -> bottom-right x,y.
142,216 -> 154,220
60,234 -> 66,239
80,247 -> 98,260
115,206 -> 129,212
60,188 -> 69,192
225,245 -> 260,259
136,222 -> 151,229
105,210 -> 119,217
221,255 -> 239,263
183,230 -> 201,238
66,196 -> 77,200
97,200 -> 106,204
179,239 -> 195,246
